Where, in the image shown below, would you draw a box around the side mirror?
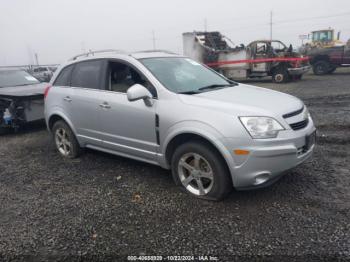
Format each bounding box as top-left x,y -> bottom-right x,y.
127,84 -> 153,106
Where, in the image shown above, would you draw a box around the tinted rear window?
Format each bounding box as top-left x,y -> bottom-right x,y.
71,60 -> 103,89
53,65 -> 74,86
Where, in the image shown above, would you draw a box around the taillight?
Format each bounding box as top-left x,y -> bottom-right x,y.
44,85 -> 51,99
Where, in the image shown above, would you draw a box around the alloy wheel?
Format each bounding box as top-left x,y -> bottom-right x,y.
55,128 -> 72,156
274,73 -> 284,83
178,152 -> 214,196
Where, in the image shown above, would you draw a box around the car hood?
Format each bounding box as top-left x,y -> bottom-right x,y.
0,83 -> 47,97
178,83 -> 303,117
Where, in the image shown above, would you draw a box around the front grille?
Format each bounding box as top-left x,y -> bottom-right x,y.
290,119 -> 309,130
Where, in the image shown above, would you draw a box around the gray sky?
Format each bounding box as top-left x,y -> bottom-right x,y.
1,0 -> 350,65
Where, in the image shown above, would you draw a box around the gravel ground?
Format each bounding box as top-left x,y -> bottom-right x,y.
0,68 -> 350,261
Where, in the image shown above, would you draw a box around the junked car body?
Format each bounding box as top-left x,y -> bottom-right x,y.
45,50 -> 316,200
0,69 -> 46,133
183,31 -> 310,83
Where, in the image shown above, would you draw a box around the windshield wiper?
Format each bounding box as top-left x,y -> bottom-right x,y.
178,82 -> 238,94
198,83 -> 236,91
178,90 -> 200,95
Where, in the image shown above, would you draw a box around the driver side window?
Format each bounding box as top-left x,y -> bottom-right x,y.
256,43 -> 268,54
107,61 -> 157,97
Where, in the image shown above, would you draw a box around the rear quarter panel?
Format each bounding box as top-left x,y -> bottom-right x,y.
45,86 -> 76,132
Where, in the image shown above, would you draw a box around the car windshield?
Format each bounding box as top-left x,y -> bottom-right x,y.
271,41 -> 287,52
0,70 -> 40,88
140,57 -> 235,94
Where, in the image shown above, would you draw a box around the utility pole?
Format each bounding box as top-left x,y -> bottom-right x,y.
34,53 -> 39,65
152,30 -> 156,50
269,10 -> 273,40
204,18 -> 208,32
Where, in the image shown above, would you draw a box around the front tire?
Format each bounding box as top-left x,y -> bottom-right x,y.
313,61 -> 330,75
52,120 -> 81,158
272,68 -> 289,83
171,141 -> 232,201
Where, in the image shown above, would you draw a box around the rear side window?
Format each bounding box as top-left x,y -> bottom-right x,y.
53,65 -> 74,86
71,60 -> 103,89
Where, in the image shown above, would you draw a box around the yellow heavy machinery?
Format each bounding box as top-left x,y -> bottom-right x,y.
302,29 -> 350,75
309,28 -> 343,48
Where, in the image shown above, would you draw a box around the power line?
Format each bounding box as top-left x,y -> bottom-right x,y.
216,11 -> 350,33
274,12 -> 350,25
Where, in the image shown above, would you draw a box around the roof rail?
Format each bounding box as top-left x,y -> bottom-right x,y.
133,49 -> 178,55
69,49 -> 127,61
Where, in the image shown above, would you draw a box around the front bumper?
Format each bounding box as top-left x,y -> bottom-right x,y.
220,119 -> 316,189
288,65 -> 311,75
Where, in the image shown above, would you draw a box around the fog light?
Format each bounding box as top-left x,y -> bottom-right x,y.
254,173 -> 271,185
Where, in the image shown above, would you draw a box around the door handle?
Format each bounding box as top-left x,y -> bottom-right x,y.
99,102 -> 111,109
63,96 -> 72,102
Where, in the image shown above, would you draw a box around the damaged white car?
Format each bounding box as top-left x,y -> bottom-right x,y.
0,69 -> 46,134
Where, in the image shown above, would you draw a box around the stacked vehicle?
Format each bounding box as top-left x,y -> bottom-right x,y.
183,31 -> 310,83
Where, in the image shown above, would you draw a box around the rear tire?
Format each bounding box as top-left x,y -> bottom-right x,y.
52,120 -> 81,158
327,66 -> 337,74
313,61 -> 330,75
272,68 -> 289,83
171,141 -> 232,201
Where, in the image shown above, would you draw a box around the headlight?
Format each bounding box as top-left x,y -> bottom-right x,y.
239,116 -> 285,139
304,107 -> 312,121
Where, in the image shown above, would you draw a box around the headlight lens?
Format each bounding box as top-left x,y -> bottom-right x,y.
304,107 -> 312,121
239,116 -> 285,139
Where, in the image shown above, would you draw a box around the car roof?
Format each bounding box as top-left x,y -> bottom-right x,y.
66,50 -> 182,64
131,50 -> 182,59
250,40 -> 284,43
52,50 -> 186,74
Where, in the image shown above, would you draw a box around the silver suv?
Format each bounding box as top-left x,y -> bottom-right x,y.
44,50 -> 316,200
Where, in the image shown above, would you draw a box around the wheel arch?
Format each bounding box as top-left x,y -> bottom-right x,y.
271,62 -> 288,72
47,112 -> 76,135
162,128 -> 236,186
